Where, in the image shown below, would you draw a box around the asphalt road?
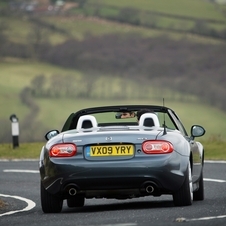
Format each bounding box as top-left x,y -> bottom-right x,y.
0,160 -> 226,226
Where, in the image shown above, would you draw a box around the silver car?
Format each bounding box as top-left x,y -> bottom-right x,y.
39,105 -> 205,213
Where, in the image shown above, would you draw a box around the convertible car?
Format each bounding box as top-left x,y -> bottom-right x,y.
39,105 -> 205,213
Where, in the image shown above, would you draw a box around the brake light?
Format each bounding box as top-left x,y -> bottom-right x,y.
49,143 -> 77,157
142,140 -> 173,154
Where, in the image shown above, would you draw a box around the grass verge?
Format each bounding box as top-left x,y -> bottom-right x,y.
202,139 -> 226,161
0,143 -> 44,160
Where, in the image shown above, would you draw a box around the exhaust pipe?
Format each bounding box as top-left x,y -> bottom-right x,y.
69,187 -> 77,196
141,181 -> 157,194
146,185 -> 154,193
64,184 -> 78,196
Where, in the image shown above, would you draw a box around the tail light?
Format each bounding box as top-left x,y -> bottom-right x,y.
142,140 -> 173,154
49,143 -> 77,157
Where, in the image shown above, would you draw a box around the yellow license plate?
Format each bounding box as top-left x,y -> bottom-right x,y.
85,145 -> 134,157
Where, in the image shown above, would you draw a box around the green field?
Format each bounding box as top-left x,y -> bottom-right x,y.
88,0 -> 226,20
82,0 -> 226,38
1,58 -> 226,142
3,13 -> 223,46
0,0 -> 226,161
2,0 -> 226,46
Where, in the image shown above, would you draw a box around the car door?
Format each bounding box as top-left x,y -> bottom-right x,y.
168,109 -> 202,181
189,138 -> 202,182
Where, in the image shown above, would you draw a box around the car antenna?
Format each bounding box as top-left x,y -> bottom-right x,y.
163,98 -> 167,135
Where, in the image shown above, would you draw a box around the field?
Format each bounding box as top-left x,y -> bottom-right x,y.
1,58 -> 226,142
3,13 -> 223,47
88,0 -> 226,20
82,0 -> 226,37
0,0 -> 226,148
0,0 -> 226,210
2,0 -> 226,45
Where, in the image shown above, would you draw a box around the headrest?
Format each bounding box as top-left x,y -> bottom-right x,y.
139,113 -> 160,127
77,115 -> 98,130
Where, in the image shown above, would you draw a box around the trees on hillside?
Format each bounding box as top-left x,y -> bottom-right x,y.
39,35 -> 226,111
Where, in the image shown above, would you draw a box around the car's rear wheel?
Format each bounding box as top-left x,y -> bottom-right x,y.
40,182 -> 63,213
193,170 -> 204,201
67,195 -> 85,208
173,161 -> 193,206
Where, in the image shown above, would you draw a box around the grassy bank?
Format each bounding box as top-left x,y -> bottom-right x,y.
0,140 -> 225,161
0,143 -> 44,160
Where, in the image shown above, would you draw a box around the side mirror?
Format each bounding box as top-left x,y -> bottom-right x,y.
45,130 -> 59,141
191,125 -> 205,138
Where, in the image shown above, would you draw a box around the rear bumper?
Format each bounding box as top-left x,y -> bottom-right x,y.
40,152 -> 188,198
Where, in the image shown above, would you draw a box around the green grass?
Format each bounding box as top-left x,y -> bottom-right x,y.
3,16 -> 34,44
83,0 -> 226,40
202,139 -> 226,161
88,0 -> 226,21
0,6 -> 225,208
1,59 -> 226,141
0,58 -> 82,89
2,2 -> 226,46
1,1 -> 226,159
0,59 -> 83,118
44,16 -> 190,42
0,143 -> 44,159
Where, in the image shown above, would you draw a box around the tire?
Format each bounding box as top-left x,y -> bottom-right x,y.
40,182 -> 63,213
67,195 -> 85,208
173,162 -> 193,206
193,170 -> 204,201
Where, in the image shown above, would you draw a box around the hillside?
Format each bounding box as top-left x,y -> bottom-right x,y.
0,0 -> 226,142
1,59 -> 226,143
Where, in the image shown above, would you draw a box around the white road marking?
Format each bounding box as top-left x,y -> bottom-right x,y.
204,178 -> 226,183
0,194 -> 36,217
176,165 -> 226,222
176,215 -> 226,222
81,224 -> 137,226
1,160 -> 226,221
3,169 -> 39,173
205,160 -> 226,164
0,159 -> 38,162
